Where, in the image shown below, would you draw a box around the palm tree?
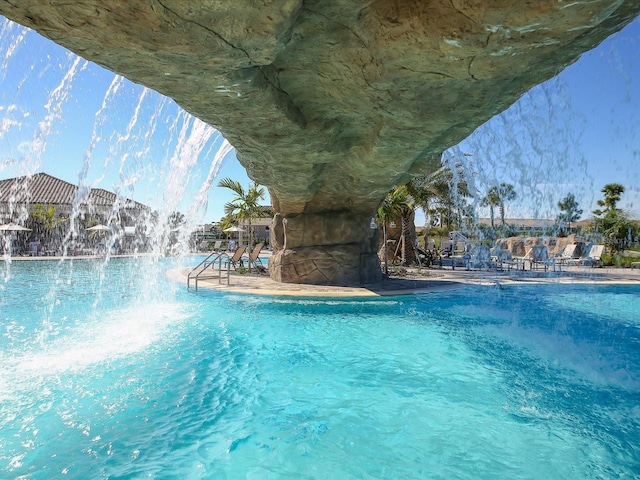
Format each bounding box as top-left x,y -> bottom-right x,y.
28,203 -> 67,250
496,183 -> 516,225
482,183 -> 516,227
217,178 -> 266,270
409,165 -> 472,230
218,214 -> 236,234
377,185 -> 415,266
592,184 -> 633,254
376,191 -> 397,275
593,183 -> 625,216
481,188 -> 500,229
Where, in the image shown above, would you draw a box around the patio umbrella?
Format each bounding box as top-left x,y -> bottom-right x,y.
223,226 -> 245,247
223,226 -> 245,233
0,223 -> 31,231
86,224 -> 113,232
86,224 -> 113,253
0,223 -> 31,256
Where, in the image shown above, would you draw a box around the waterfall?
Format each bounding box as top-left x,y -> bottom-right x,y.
0,16 -> 235,270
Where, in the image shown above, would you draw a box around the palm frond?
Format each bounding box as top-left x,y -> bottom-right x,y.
217,177 -> 245,196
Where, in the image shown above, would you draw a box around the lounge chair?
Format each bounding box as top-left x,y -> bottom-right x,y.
492,248 -> 518,270
211,240 -> 223,252
554,243 -> 578,265
530,245 -> 557,271
440,240 -> 454,257
28,241 -> 41,256
245,242 -> 266,272
576,244 -> 604,267
224,246 -> 246,270
515,247 -> 534,269
466,245 -> 493,270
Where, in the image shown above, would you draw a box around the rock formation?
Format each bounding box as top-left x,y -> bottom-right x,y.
497,234 -> 584,258
1,1 -> 638,284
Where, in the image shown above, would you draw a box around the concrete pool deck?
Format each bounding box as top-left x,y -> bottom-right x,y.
169,263 -> 640,297
5,253 -> 639,297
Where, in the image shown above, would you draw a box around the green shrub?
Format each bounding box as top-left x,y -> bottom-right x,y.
602,253 -> 638,268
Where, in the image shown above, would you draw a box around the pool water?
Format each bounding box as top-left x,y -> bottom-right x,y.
1,258 -> 639,479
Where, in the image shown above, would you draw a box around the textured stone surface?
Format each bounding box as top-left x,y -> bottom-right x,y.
269,212 -> 381,284
496,235 -> 582,257
2,1 -> 638,283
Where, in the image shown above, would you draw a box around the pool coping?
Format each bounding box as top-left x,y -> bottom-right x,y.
167,264 -> 640,297
5,253 -> 638,297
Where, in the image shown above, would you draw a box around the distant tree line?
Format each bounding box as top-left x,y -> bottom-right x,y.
587,183 -> 638,252
374,154 -> 638,254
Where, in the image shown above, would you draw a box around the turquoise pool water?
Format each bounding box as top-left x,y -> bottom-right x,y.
1,258 -> 639,479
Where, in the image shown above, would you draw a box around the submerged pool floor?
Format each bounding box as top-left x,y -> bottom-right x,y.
1,258 -> 638,478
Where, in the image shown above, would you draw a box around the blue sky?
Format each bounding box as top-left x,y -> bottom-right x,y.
0,15 -> 638,226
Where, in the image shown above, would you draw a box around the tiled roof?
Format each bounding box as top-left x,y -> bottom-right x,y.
0,173 -> 76,204
0,173 -> 148,210
88,188 -> 118,206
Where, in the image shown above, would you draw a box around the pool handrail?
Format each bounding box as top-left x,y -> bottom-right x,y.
187,251 -> 231,290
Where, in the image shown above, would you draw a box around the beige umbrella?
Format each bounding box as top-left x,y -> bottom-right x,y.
0,223 -> 31,256
86,224 -> 113,253
223,226 -> 245,248
86,224 -> 113,232
0,223 -> 31,231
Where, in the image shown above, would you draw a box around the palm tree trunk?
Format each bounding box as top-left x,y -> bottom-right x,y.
383,223 -> 388,276
490,206 -> 495,228
400,216 -> 408,265
248,218 -> 253,273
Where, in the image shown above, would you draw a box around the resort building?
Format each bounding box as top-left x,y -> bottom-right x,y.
476,218 -> 555,229
237,205 -> 274,246
0,172 -> 150,254
0,172 -> 148,221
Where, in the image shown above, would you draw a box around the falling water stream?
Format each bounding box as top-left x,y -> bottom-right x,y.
1,15 -> 639,480
0,18 -> 233,256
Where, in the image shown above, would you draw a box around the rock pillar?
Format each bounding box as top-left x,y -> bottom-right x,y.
268,212 -> 382,285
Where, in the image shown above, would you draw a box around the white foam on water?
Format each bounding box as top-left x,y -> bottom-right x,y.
0,301 -> 193,401
226,295 -> 401,307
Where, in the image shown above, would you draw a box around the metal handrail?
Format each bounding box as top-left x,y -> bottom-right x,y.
187,251 -> 231,290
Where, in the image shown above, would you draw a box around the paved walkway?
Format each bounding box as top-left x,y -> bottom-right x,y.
170,263 -> 640,297
6,253 -> 639,297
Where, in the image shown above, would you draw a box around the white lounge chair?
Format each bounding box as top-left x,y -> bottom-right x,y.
517,245 -> 556,271
440,240 -> 454,257
515,247 -> 534,269
530,245 -> 557,271
455,241 -> 467,255
579,244 -> 604,267
466,245 -> 493,270
554,243 -> 578,265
